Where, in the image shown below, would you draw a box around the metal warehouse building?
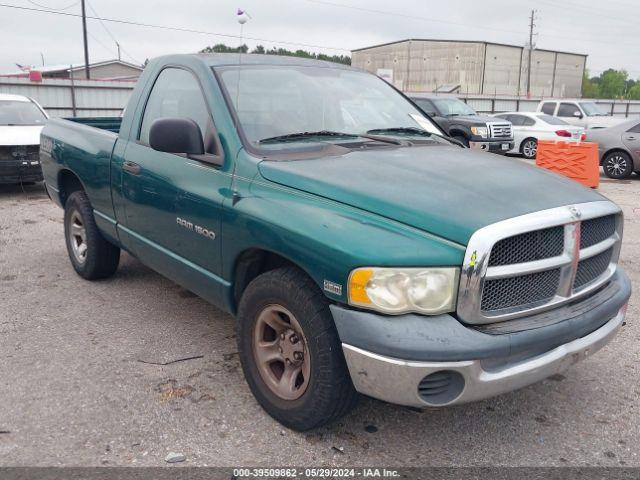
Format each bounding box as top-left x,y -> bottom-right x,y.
351,39 -> 587,97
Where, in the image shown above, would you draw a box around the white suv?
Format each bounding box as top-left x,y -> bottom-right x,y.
536,100 -> 626,129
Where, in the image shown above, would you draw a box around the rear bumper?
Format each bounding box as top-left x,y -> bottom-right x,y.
469,140 -> 514,154
0,159 -> 43,184
331,269 -> 630,407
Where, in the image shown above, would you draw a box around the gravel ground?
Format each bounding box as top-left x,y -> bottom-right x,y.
0,172 -> 639,467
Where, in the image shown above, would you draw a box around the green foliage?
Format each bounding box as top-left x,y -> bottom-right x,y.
199,43 -> 351,65
582,68 -> 639,99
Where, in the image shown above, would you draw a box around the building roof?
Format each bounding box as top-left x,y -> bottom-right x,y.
351,38 -> 588,58
1,59 -> 143,77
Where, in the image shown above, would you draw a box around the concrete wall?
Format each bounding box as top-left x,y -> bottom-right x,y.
352,41 -> 586,97
0,76 -> 135,117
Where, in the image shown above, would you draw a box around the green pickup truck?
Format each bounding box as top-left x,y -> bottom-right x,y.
40,54 -> 631,431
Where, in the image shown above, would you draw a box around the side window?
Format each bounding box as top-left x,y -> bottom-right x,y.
627,122 -> 640,133
414,99 -> 437,116
139,68 -> 211,146
541,102 -> 556,115
522,116 -> 536,126
558,103 -> 580,118
508,115 -> 524,126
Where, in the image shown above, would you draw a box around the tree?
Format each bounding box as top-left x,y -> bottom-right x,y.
598,69 -> 628,99
199,43 -> 351,65
628,83 -> 640,100
582,70 -> 599,98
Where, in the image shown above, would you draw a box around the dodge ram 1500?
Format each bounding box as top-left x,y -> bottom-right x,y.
40,54 -> 631,431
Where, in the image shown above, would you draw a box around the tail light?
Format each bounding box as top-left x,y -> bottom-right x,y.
555,130 -> 572,137
580,133 -> 587,141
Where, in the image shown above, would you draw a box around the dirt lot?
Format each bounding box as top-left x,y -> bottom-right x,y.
0,171 -> 639,467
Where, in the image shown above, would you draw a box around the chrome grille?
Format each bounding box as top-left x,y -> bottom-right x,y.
489,123 -> 512,138
457,202 -> 622,324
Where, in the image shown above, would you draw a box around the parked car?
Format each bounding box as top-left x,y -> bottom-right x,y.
409,93 -> 514,154
0,93 -> 48,184
536,99 -> 627,129
583,118 -> 640,179
40,54 -> 631,431
493,112 -> 585,159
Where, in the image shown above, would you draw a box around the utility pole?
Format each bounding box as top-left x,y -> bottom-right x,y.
81,0 -> 90,79
116,42 -> 121,61
526,9 -> 536,98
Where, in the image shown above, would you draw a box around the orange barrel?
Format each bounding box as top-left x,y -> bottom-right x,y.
536,140 -> 600,188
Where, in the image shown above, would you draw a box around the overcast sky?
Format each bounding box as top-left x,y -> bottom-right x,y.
0,0 -> 638,77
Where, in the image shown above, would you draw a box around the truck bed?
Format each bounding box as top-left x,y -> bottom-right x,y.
66,116 -> 123,134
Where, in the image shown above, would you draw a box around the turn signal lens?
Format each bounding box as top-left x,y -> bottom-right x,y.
348,267 -> 459,315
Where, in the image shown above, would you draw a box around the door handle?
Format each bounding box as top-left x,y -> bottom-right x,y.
626,136 -> 636,141
123,160 -> 141,175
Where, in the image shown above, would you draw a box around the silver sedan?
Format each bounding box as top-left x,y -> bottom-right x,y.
584,118 -> 640,179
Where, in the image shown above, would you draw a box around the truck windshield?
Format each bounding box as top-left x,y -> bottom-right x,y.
430,98 -> 476,117
0,100 -> 47,126
216,65 -> 441,146
579,102 -> 608,117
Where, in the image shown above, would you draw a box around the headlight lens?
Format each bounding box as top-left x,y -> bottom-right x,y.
348,267 -> 459,315
470,126 -> 489,138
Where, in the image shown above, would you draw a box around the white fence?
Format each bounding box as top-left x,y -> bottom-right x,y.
0,76 -> 135,118
452,94 -> 640,118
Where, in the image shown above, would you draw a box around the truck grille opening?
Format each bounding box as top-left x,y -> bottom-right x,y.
489,123 -> 512,138
574,247 -> 614,290
481,268 -> 561,311
580,215 -> 616,249
489,226 -> 564,266
417,371 -> 464,406
0,145 -> 40,162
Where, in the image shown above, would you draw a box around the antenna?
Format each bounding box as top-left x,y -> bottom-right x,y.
235,9 -> 251,111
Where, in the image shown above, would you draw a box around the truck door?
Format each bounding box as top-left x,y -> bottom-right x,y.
119,67 -> 231,290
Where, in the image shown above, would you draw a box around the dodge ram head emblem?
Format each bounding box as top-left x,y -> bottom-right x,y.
568,206 -> 582,220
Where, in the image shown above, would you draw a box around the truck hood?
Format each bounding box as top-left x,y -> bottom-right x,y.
449,114 -> 499,124
258,144 -> 604,245
0,125 -> 44,146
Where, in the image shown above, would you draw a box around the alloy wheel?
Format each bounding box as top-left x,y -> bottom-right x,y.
252,304 -> 311,400
606,155 -> 628,177
69,210 -> 88,264
523,140 -> 537,158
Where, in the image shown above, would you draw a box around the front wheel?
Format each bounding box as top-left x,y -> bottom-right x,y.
237,267 -> 358,431
520,138 -> 538,159
64,190 -> 120,279
452,135 -> 469,147
603,151 -> 633,179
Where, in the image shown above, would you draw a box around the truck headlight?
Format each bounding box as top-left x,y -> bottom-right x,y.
348,267 -> 459,315
470,126 -> 488,138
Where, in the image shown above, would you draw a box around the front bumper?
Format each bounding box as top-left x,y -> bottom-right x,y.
0,159 -> 43,184
331,269 -> 630,407
469,140 -> 514,154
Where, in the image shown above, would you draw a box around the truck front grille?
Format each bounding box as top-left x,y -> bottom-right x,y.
0,145 -> 40,162
489,123 -> 512,138
457,203 -> 622,325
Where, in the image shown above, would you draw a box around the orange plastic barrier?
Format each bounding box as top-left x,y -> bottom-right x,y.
536,141 -> 600,188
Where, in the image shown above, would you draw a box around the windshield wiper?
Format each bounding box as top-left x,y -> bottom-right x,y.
258,130 -> 358,144
367,127 -> 433,136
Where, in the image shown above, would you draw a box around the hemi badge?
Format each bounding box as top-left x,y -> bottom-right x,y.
323,280 -> 342,296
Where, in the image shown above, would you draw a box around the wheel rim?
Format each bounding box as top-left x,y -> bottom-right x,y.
69,210 -> 88,264
606,155 -> 627,177
252,304 -> 311,400
523,140 -> 537,158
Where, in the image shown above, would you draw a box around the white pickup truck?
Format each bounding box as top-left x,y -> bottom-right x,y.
536,99 -> 627,129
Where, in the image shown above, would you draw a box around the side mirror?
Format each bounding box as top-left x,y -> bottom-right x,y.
149,117 -> 204,155
573,111 -> 583,119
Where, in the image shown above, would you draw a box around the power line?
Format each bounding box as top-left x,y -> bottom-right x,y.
25,0 -> 77,10
0,2 -> 351,52
85,0 -> 142,64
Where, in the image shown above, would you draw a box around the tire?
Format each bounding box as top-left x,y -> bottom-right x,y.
603,151 -> 634,179
520,138 -> 538,159
237,266 -> 358,431
452,135 -> 469,147
64,190 -> 120,280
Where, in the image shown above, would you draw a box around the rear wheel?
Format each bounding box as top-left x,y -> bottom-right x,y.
603,151 -> 633,179
520,138 -> 538,159
64,190 -> 120,279
237,267 -> 358,431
